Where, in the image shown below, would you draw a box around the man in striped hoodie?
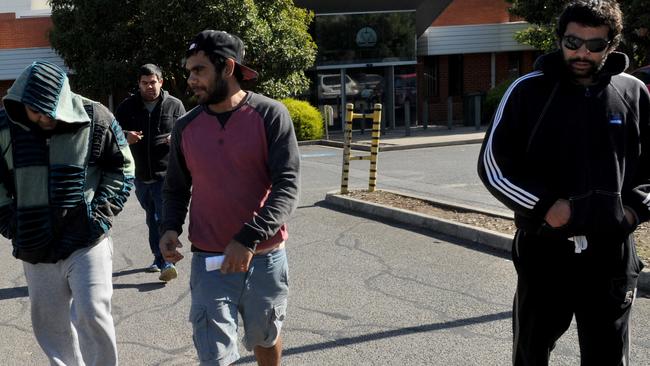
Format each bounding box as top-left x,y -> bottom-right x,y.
478,1 -> 650,365
0,60 -> 134,365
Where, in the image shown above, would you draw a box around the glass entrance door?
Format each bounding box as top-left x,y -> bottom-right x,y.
348,67 -> 385,131
394,65 -> 417,127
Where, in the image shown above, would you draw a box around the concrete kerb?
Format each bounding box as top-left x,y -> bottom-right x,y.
323,190 -> 650,292
379,188 -> 514,219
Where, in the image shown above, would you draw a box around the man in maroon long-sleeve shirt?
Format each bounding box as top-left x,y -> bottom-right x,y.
160,30 -> 300,366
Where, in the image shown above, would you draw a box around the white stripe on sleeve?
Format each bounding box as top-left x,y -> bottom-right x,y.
482,71 -> 542,210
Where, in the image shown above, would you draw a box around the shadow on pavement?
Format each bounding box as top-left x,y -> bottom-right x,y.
112,268 -> 168,292
296,204 -> 318,210
0,285 -> 28,300
112,268 -> 147,278
316,200 -> 510,260
238,311 -> 511,362
113,282 -> 167,293
0,280 -> 167,301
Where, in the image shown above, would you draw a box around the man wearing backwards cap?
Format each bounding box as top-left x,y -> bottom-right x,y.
0,60 -> 135,365
160,30 -> 300,365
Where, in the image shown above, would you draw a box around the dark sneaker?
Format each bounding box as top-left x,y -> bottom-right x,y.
145,262 -> 161,273
159,263 -> 178,282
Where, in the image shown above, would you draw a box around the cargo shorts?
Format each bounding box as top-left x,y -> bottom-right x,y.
189,249 -> 289,366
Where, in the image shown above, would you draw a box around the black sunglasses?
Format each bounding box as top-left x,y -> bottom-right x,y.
562,35 -> 610,53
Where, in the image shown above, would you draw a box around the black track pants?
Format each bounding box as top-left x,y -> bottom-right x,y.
511,229 -> 643,366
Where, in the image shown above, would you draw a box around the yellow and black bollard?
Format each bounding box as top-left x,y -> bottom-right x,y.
340,103 -> 382,194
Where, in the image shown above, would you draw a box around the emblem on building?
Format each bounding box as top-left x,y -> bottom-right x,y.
356,27 -> 377,48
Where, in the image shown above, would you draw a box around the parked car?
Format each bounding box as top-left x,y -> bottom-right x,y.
630,64 -> 650,91
318,74 -> 360,99
356,73 -> 384,99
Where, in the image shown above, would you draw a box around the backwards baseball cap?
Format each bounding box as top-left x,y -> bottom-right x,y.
187,30 -> 258,81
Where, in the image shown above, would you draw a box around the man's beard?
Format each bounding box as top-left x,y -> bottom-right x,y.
565,56 -> 606,79
197,75 -> 229,105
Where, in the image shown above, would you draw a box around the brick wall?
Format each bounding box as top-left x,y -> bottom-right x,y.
0,80 -> 12,101
427,55 -> 458,123
1,12 -> 53,98
463,54 -> 492,93
494,53 -> 511,85
0,13 -> 52,49
421,50 -> 537,125
522,51 -> 537,74
427,55 -> 447,123
433,0 -> 512,26
423,53 -> 493,123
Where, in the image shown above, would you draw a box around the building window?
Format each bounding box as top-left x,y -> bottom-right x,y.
448,54 -> 463,96
424,57 -> 438,97
313,11 -> 416,67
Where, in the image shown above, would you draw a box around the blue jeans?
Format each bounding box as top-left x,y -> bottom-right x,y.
134,179 -> 164,265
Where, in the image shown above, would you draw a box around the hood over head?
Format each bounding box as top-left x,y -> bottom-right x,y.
2,60 -> 90,129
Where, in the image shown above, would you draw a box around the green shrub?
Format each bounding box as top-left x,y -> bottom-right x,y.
281,98 -> 324,141
483,78 -> 516,123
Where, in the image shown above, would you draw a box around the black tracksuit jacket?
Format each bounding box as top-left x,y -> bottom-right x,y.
116,90 -> 186,181
478,51 -> 650,242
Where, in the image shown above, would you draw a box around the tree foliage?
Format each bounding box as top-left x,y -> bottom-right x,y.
508,0 -> 566,25
514,25 -> 557,53
49,0 -> 143,98
620,0 -> 650,67
505,0 -> 650,68
48,0 -> 317,101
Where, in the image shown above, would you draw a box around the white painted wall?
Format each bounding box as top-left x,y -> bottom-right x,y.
0,0 -> 51,17
418,22 -> 535,56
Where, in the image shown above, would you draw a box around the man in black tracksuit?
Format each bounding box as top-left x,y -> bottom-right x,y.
116,64 -> 186,281
477,1 -> 650,365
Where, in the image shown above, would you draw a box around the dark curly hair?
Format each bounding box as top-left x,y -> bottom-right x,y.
556,0 -> 623,50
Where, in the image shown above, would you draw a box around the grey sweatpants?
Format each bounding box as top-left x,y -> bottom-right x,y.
23,236 -> 117,366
